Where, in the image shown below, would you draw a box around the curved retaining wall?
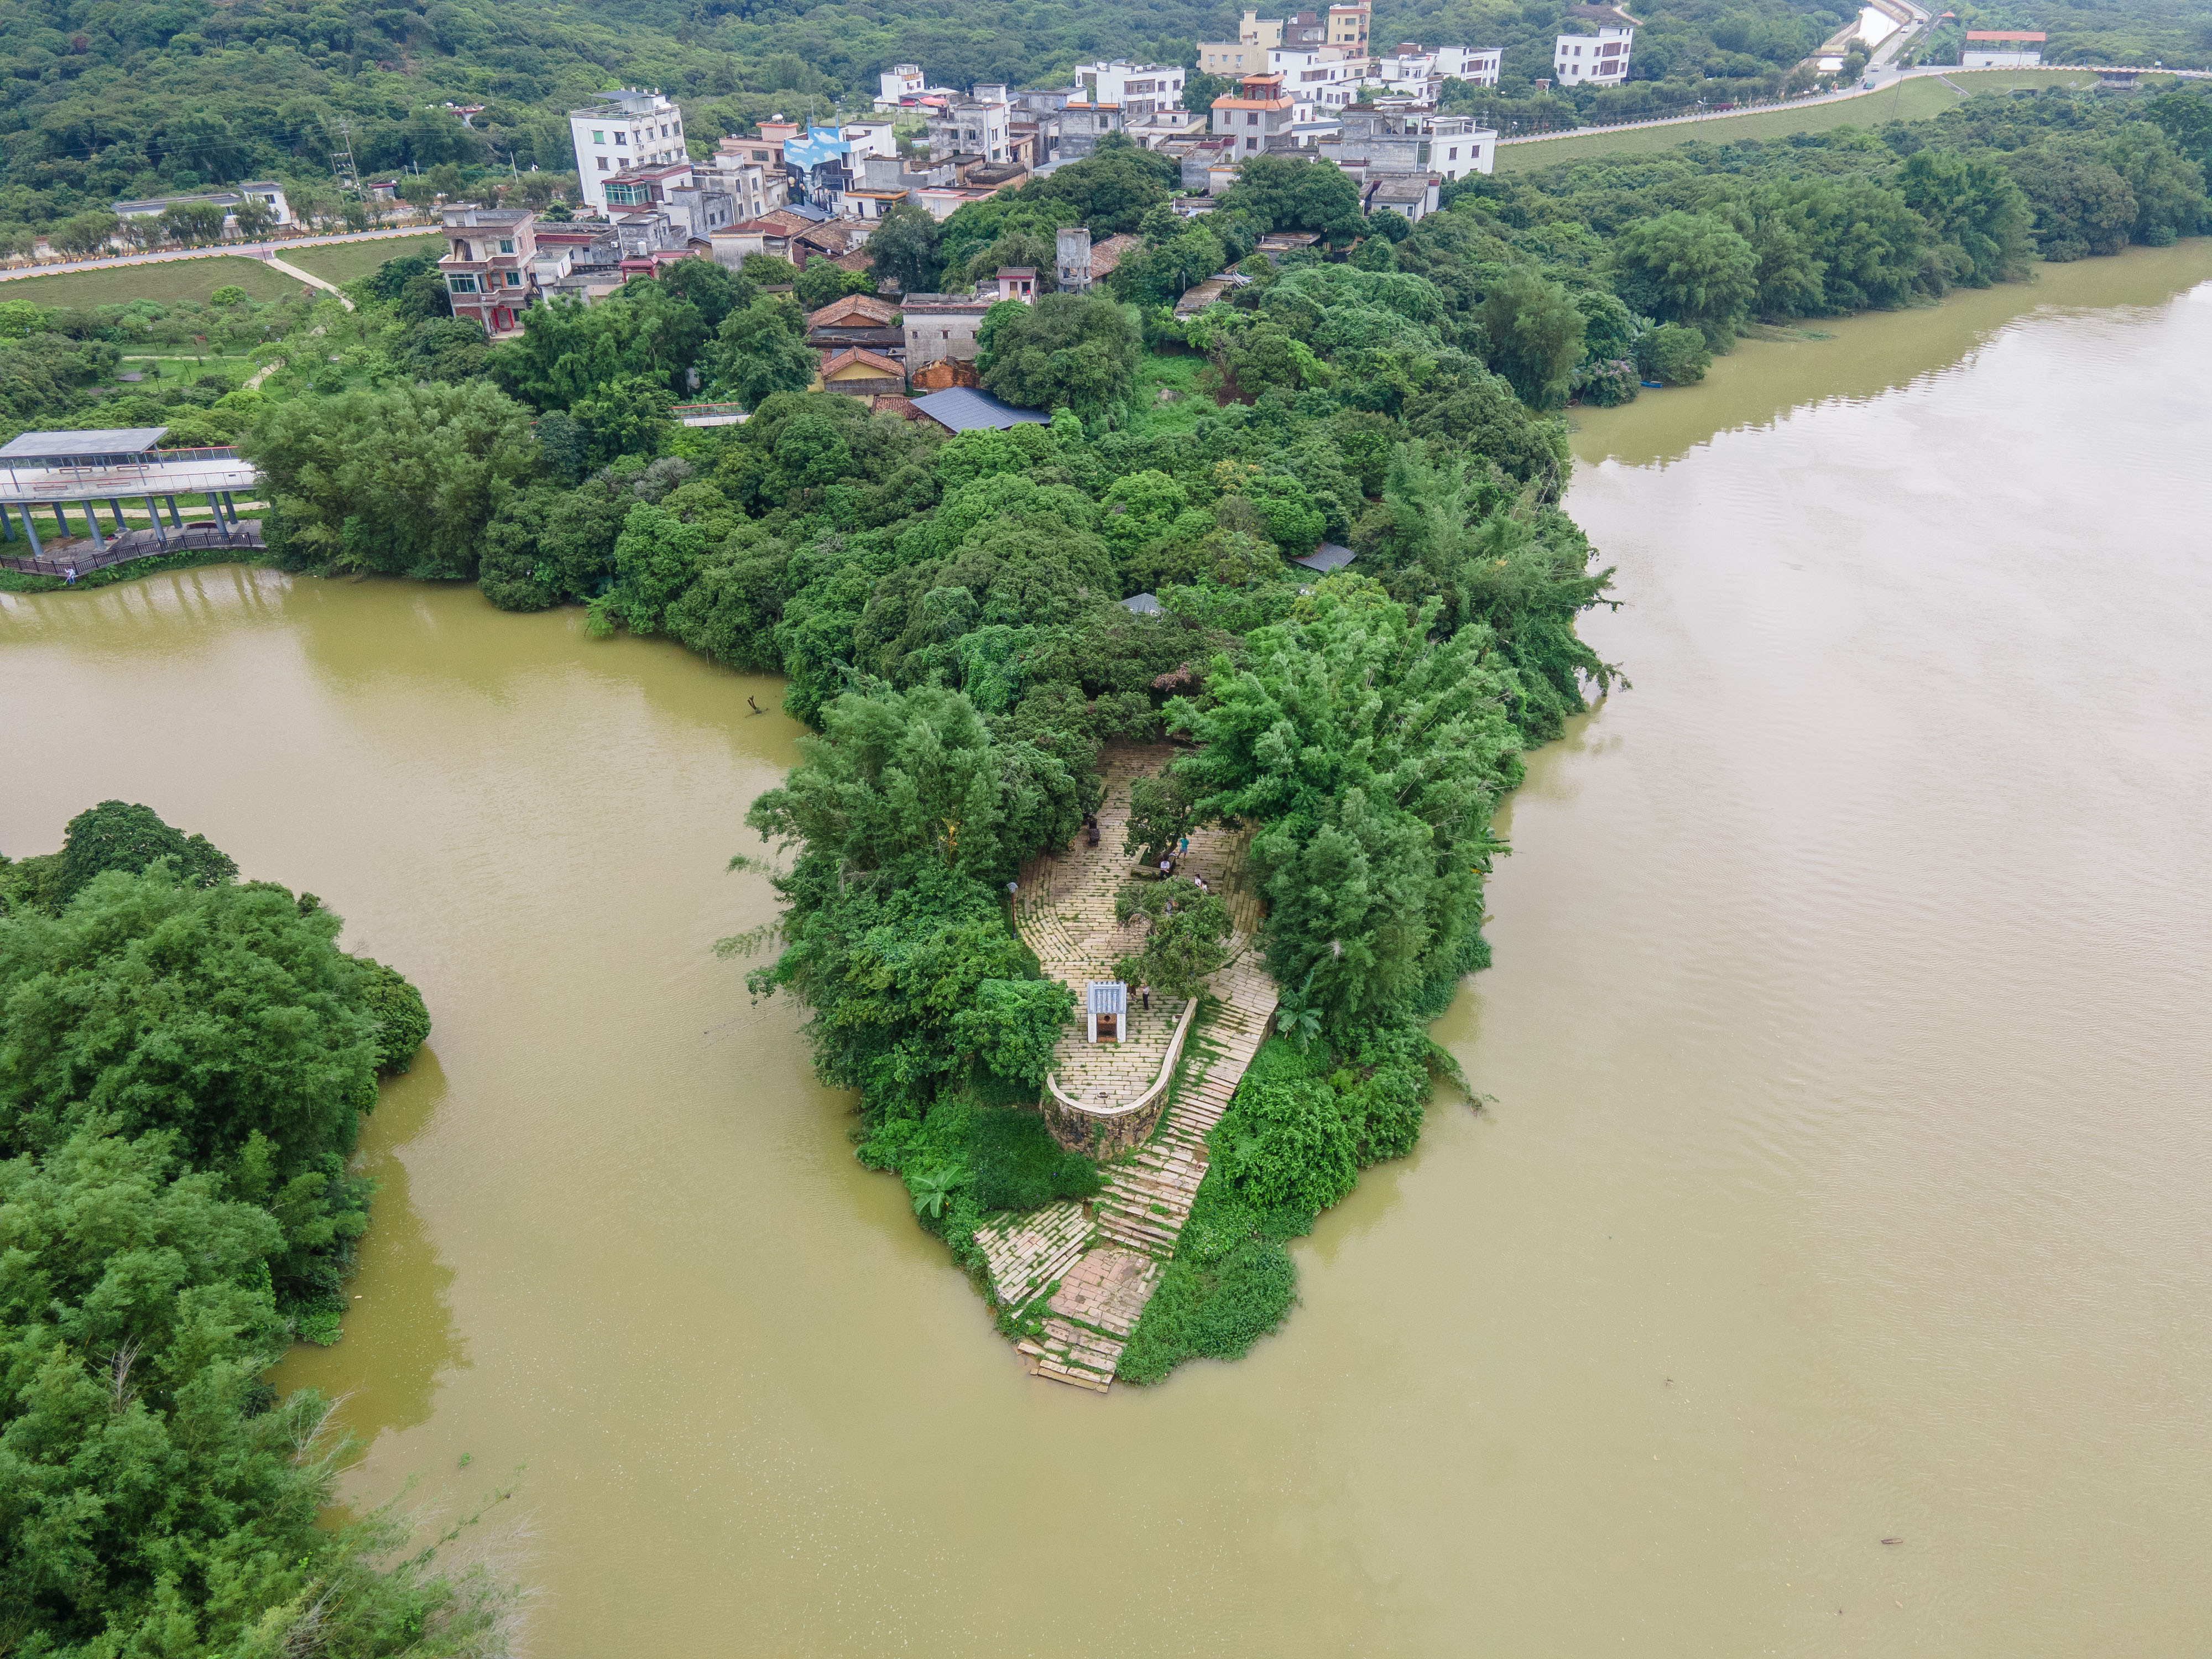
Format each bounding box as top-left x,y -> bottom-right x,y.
1041,993 -> 1201,1160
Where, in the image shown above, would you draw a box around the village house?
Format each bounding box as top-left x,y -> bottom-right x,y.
817,347 -> 906,397
1212,71 -> 1299,156
439,204 -> 538,336
805,294 -> 902,352
900,292 -> 997,368
1553,6 -> 1636,86
569,88 -> 687,213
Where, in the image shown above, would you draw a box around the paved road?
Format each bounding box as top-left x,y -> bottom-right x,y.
1500,46 -> 2204,151
0,225 -> 439,285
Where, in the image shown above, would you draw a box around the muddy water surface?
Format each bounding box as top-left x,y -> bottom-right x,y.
4,242 -> 2210,1655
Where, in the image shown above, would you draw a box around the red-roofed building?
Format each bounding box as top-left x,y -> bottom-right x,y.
1963,28 -> 2044,64
819,346 -> 906,397
1212,72 -> 1297,155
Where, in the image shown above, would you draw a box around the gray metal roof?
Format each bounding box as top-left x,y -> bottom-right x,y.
1087,980 -> 1126,1015
1291,541 -> 1357,573
1120,592 -> 1162,614
0,428 -> 170,463
910,388 -> 1051,433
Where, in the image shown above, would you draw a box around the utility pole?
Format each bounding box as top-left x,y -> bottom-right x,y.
327,115 -> 362,196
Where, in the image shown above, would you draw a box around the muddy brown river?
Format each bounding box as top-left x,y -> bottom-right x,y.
5,241 -> 2210,1655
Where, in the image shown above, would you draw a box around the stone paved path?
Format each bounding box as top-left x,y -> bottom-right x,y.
975,745 -> 1277,1394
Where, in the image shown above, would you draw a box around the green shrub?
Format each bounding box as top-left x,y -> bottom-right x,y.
1217,1075 -> 1357,1216
1117,1165 -> 1306,1385
967,1106 -> 1100,1212
352,954 -> 432,1074
1635,324 -> 1712,386
952,977 -> 1074,1089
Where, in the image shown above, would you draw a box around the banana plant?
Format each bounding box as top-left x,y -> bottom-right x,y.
1274,967 -> 1324,1052
909,1164 -> 962,1220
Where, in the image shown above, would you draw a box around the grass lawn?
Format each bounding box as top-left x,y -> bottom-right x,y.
0,255 -> 299,308
285,235 -> 443,285
1497,68 -> 2102,171
1129,349 -> 1211,437
114,352 -> 260,388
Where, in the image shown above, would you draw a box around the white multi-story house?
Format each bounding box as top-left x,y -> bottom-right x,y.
570,90 -> 688,213
1070,61 -> 1186,118
1267,46 -> 1375,119
927,96 -> 1012,162
877,64 -> 926,107
1425,114 -> 1496,181
1436,46 -> 1503,84
1212,71 -> 1297,155
1553,6 -> 1635,85
1375,43 -> 1504,96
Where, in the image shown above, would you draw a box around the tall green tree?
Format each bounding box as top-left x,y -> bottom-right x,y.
867,202 -> 945,293
247,380 -> 535,578
1607,209 -> 1759,341
974,293 -> 1140,424
707,296 -> 817,409
1168,580 -> 1524,1032
1478,268 -> 1585,409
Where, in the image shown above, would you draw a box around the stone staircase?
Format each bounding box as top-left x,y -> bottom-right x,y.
1092,959 -> 1275,1259
980,744 -> 1280,1395
975,1198 -> 1094,1308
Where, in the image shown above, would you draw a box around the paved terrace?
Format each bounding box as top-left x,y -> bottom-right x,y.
977,745 -> 1279,1392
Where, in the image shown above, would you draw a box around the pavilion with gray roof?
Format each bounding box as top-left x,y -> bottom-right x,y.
0,426 -> 257,566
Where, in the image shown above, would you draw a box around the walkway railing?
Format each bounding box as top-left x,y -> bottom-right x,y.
0,521 -> 264,577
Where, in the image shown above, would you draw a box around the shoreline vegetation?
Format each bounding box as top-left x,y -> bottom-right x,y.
7,97 -> 2206,1371
0,805 -> 525,1655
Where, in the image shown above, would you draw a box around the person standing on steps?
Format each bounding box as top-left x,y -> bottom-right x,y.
1139,983 -> 1151,1012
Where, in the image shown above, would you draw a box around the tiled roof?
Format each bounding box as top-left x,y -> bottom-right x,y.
910,387 -> 1051,432
821,346 -> 905,378
1290,541 -> 1357,572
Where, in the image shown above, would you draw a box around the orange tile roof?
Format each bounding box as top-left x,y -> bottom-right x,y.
821,346 -> 904,379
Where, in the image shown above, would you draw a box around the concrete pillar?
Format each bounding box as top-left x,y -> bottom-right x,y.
83,502 -> 106,552
164,495 -> 182,528
220,490 -> 238,525
0,502 -> 13,541
209,494 -> 232,542
147,495 -> 168,548
54,502 -> 71,539
107,498 -> 127,533
23,508 -> 42,561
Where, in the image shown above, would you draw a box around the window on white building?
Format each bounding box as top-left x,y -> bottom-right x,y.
499,238 -> 514,253
615,132 -> 627,145
597,156 -> 609,170
591,130 -> 605,143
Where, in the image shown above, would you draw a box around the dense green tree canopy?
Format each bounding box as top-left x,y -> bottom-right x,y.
975,293 -> 1143,425
247,379 -> 535,580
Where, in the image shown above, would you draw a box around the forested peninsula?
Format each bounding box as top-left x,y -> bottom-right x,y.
9,87 -> 2210,1374
0,805 -> 522,1655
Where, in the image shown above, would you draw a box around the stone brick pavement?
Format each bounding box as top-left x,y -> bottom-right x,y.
974,744 -> 1279,1394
